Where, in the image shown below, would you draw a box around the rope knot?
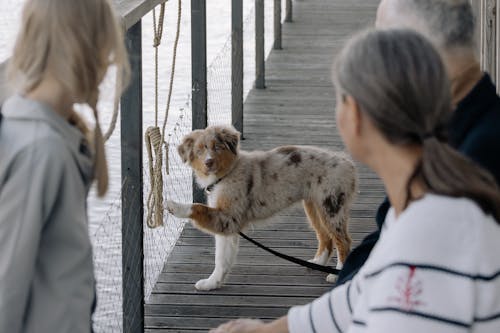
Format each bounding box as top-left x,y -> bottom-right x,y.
153,36 -> 161,47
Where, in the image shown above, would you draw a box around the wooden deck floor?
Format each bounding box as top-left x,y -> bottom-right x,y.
145,0 -> 382,331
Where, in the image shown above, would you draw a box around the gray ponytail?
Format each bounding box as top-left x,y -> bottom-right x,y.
334,29 -> 500,221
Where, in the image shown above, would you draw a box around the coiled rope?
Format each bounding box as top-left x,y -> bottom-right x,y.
145,0 -> 182,228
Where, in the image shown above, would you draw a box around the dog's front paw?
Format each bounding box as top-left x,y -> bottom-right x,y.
166,200 -> 192,219
326,274 -> 338,283
195,278 -> 222,291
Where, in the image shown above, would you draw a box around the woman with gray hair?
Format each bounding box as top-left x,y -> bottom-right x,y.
210,29 -> 500,333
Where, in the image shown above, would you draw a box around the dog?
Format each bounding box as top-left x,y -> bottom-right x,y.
167,125 -> 357,290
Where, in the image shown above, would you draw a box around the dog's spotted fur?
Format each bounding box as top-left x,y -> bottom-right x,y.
167,125 -> 357,290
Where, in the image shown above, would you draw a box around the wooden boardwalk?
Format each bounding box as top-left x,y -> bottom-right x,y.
145,0 -> 382,331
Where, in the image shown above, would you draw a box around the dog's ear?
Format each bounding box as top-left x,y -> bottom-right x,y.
218,126 -> 240,155
178,130 -> 203,163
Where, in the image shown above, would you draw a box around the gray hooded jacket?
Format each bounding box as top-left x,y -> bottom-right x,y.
0,94 -> 95,333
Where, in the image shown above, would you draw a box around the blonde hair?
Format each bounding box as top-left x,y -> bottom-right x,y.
8,0 -> 130,197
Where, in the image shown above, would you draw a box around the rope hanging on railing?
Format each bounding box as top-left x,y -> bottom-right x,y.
145,0 -> 182,228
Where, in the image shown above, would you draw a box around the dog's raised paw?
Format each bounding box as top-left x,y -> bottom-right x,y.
166,200 -> 192,218
195,278 -> 222,291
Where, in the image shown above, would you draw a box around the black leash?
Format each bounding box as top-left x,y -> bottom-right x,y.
238,231 -> 340,275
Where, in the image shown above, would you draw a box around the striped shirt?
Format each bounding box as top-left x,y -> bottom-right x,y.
288,194 -> 500,333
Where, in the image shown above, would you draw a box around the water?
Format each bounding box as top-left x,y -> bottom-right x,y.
1,0 -> 276,331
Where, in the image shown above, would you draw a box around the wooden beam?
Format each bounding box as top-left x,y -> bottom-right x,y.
121,20 -> 145,333
114,0 -> 168,30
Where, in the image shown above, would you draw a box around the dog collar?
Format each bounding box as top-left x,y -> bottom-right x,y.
204,177 -> 223,195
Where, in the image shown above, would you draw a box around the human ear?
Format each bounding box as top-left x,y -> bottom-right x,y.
344,95 -> 363,136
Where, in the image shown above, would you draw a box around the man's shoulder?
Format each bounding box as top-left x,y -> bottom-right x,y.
458,91 -> 500,182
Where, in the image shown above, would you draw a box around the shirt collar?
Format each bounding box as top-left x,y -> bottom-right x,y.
4,94 -> 85,149
3,94 -> 94,185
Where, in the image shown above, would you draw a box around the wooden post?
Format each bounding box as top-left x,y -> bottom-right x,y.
232,0 -> 244,134
274,0 -> 282,49
285,0 -> 292,22
121,20 -> 144,333
255,0 -> 265,89
191,0 -> 208,203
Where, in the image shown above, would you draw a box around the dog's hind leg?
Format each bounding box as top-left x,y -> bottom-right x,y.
317,190 -> 354,268
195,234 -> 239,291
331,212 -> 352,270
303,200 -> 333,266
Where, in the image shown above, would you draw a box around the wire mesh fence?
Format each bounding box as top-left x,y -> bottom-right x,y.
208,0 -> 275,127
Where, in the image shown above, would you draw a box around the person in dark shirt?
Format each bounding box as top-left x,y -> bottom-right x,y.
336,0 -> 500,286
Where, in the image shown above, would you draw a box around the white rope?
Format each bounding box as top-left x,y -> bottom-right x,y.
145,0 -> 182,228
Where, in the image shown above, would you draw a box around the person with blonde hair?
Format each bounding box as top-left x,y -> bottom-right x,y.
0,0 -> 129,332
210,29 -> 500,333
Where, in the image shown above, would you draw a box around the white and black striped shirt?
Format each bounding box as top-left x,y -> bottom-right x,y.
288,194 -> 500,333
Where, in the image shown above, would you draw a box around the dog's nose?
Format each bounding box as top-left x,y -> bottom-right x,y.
205,159 -> 215,169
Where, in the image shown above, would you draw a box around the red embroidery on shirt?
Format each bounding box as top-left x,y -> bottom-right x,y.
387,266 -> 425,310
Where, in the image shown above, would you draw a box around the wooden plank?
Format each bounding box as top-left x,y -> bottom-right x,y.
160,264 -> 340,277
146,303 -> 291,318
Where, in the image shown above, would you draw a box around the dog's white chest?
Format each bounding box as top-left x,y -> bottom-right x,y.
206,187 -> 220,208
